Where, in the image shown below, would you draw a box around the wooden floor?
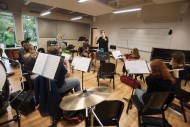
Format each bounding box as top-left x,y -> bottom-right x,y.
0,58 -> 190,127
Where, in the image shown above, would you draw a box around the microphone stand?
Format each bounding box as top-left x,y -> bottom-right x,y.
0,56 -> 28,127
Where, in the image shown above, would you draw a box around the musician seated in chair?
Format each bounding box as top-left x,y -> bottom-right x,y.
135,59 -> 177,104
23,43 -> 37,72
170,51 -> 190,110
80,39 -> 96,60
81,39 -> 90,57
122,48 -> 140,75
18,40 -> 30,64
47,46 -> 81,94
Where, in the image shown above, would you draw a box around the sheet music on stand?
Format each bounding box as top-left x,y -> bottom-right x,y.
125,60 -> 150,74
61,53 -> 71,60
112,50 -> 122,59
71,56 -> 92,72
32,53 -> 61,80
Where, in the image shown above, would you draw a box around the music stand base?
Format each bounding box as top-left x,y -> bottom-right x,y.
86,107 -> 104,127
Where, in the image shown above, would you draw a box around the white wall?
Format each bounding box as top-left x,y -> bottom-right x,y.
91,1 -> 190,61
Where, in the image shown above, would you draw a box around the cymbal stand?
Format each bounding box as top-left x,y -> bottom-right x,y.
86,106 -> 103,127
82,71 -> 84,90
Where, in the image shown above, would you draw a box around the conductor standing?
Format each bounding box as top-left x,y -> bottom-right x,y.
96,30 -> 109,52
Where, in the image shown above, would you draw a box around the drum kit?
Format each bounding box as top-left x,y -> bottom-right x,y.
0,60 -> 10,116
60,86 -> 111,127
0,59 -> 24,127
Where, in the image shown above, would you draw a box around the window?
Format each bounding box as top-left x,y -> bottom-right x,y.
0,12 -> 16,43
22,15 -> 38,46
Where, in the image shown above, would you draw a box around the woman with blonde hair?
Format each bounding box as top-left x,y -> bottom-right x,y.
135,59 -> 176,104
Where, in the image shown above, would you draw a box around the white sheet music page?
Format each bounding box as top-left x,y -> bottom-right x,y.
72,56 -> 91,72
42,54 -> 60,80
112,50 -> 122,59
61,53 -> 71,60
125,60 -> 150,74
32,53 -> 48,75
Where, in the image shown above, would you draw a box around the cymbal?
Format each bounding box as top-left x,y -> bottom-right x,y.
60,86 -> 111,111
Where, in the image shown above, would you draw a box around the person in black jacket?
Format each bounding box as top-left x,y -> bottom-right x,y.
96,30 -> 109,52
135,59 -> 177,104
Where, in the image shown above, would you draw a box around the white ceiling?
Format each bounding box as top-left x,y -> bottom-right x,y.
29,0 -> 114,16
25,0 -> 186,16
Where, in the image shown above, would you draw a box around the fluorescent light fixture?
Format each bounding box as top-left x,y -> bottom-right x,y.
113,8 -> 141,14
71,16 -> 82,21
78,0 -> 88,2
40,10 -> 51,16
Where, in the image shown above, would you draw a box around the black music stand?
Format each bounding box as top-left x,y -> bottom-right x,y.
111,50 -> 122,76
94,52 -> 110,73
122,60 -> 150,113
32,53 -> 62,127
78,36 -> 86,48
71,56 -> 92,90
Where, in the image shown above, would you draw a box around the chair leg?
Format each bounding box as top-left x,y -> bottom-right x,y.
113,77 -> 115,89
184,74 -> 189,86
126,99 -> 132,114
117,122 -> 119,127
162,112 -> 166,127
97,75 -> 100,87
180,100 -> 187,122
138,113 -> 141,127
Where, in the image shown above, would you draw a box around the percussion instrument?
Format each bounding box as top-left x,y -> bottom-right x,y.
0,60 -> 6,90
60,86 -> 111,111
4,47 -> 21,60
0,60 -> 10,115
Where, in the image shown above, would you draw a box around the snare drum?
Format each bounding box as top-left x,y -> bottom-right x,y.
4,47 -> 21,60
0,60 -> 10,114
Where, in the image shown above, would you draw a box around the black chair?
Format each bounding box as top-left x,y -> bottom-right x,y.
97,63 -> 116,89
96,51 -> 110,65
85,100 -> 124,127
37,48 -> 45,53
184,66 -> 190,86
109,45 -> 117,57
66,44 -> 75,51
110,45 -> 116,50
129,92 -> 174,127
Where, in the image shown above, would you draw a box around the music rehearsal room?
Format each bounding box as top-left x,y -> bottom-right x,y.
1,0 -> 190,127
